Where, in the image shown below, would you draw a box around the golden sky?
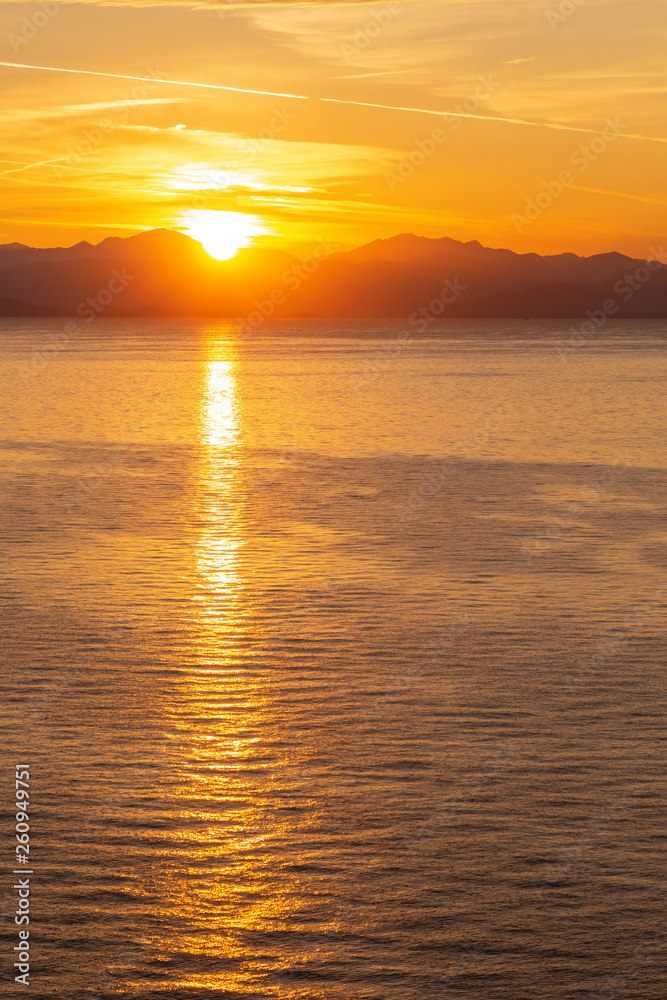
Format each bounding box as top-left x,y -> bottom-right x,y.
1,0 -> 665,257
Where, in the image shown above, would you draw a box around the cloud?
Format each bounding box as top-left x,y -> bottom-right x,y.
0,98 -> 189,127
0,157 -> 69,177
332,69 -> 419,81
4,59 -> 665,143
1,0 -> 665,257
571,186 -> 667,206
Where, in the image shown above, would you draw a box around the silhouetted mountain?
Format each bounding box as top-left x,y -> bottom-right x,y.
0,229 -> 664,319
330,234 -> 645,289
0,228 -> 207,269
0,296 -> 63,316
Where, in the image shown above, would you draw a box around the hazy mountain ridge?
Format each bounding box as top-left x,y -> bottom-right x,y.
0,228 -> 665,318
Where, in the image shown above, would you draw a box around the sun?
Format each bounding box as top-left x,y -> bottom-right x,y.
181,210 -> 268,261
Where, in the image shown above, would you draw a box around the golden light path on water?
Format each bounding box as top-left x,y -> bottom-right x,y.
195,336 -> 245,605
159,332 -> 297,996
1,322 -> 666,997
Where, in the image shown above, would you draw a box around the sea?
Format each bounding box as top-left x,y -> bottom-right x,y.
1,318 -> 666,999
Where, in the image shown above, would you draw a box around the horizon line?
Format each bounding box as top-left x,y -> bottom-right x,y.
1,225 -> 665,264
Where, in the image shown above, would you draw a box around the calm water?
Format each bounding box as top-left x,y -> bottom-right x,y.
1,319 -> 666,999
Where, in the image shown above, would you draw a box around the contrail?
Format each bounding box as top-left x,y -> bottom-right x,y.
0,156 -> 66,176
0,60 -> 309,101
321,96 -> 667,143
2,60 -> 666,144
332,69 -> 418,81
572,185 -> 667,206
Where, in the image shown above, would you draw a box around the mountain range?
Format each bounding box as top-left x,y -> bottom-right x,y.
0,228 -> 665,320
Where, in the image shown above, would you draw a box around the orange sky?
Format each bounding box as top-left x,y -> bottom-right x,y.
1,0 -> 665,258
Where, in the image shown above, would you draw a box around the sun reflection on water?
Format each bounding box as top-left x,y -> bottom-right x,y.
149,330 -> 307,995
204,353 -> 239,450
193,335 -> 247,615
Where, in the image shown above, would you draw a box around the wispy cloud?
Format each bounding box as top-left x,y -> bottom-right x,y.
332,69 -> 419,80
0,157 -> 68,177
3,59 -> 665,144
572,186 -> 667,206
1,0 -> 665,256
0,98 -> 188,127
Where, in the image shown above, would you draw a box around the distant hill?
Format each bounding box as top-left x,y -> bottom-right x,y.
0,228 -> 204,269
0,228 -> 664,319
